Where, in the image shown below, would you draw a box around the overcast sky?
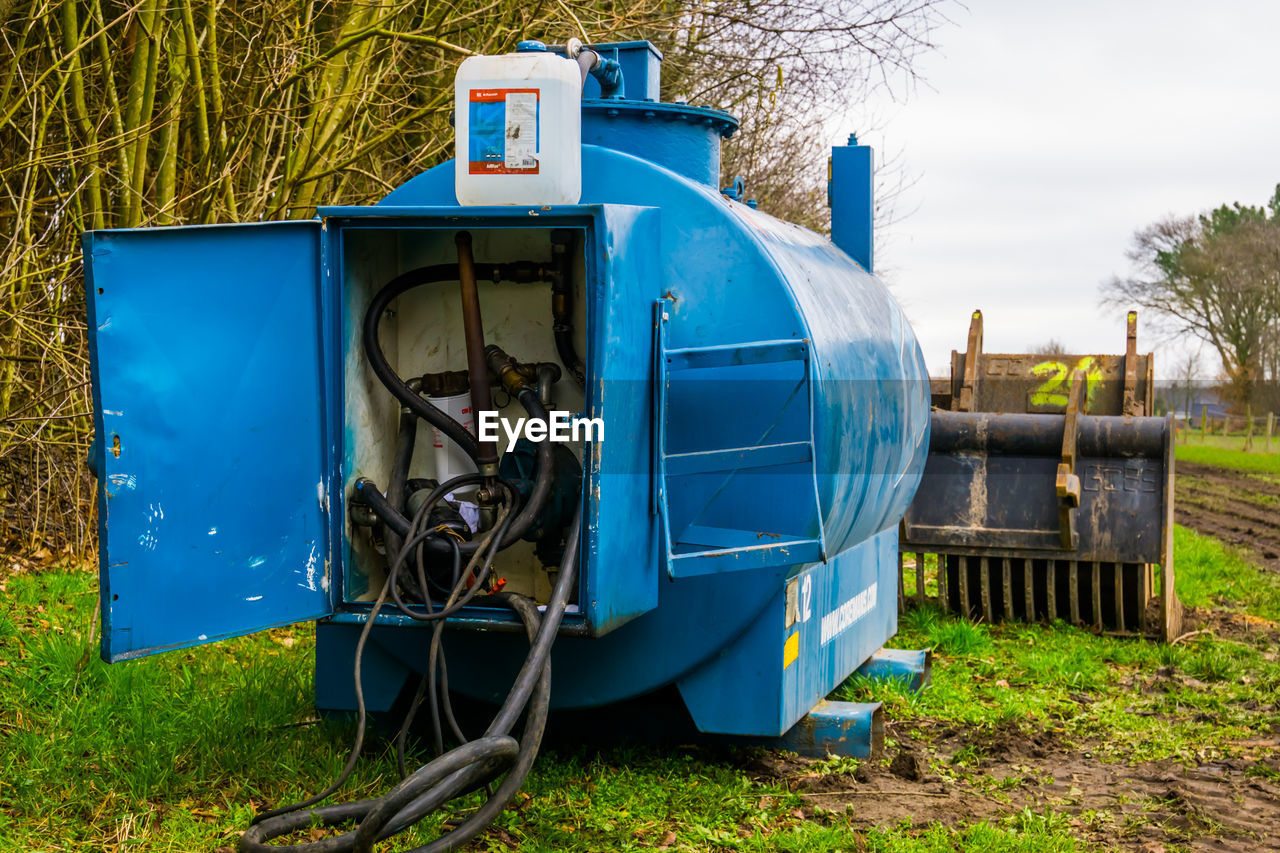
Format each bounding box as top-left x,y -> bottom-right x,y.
849,0 -> 1280,378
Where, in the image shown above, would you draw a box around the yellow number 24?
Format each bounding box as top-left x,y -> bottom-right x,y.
1029,357 -> 1102,409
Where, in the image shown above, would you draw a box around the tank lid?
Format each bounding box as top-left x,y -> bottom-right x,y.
516,40 -> 548,52
581,99 -> 738,139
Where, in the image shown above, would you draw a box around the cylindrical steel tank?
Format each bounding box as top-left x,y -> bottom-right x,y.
367,55 -> 931,734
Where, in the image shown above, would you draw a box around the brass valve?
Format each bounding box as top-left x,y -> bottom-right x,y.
484,345 -> 561,398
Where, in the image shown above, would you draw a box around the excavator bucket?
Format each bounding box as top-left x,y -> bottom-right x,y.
900,310 -> 1183,641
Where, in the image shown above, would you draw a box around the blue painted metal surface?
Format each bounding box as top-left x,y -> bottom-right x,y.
315,623 -> 409,713
654,310 -> 826,578
82,223 -> 333,661
582,41 -> 662,101
855,647 -> 933,692
772,701 -> 885,759
370,128 -> 930,736
830,137 -> 875,272
318,203 -> 661,636
82,41 -> 931,739
580,101 -> 736,187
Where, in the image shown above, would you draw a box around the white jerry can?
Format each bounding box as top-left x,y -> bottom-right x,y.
454,47 -> 582,206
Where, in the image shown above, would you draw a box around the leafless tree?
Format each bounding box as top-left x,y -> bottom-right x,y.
0,0 -> 947,555
1028,338 -> 1067,357
654,0 -> 948,230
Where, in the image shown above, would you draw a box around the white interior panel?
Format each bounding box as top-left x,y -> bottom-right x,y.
342,225 -> 589,604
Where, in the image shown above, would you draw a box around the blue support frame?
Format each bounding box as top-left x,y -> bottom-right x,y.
856,647 -> 933,692
772,700 -> 885,759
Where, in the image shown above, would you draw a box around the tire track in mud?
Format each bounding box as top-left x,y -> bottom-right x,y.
750,719 -> 1280,852
1175,461 -> 1280,571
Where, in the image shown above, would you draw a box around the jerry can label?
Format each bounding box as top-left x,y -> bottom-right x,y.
468,88 -> 539,174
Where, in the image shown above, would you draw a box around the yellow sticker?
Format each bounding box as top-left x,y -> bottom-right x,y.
783,631 -> 800,669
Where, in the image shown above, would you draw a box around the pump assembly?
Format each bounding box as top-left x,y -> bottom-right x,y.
82,40 -> 931,851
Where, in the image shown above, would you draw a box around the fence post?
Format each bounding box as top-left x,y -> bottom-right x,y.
1246,404 -> 1254,451
1201,405 -> 1207,442
1268,411 -> 1275,453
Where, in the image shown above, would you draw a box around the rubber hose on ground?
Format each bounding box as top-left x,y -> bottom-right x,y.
238,501 -> 582,853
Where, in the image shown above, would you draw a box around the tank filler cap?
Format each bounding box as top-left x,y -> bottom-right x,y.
516,40 -> 548,52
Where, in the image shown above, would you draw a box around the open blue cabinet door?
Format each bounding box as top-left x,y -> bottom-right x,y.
83,222 -> 333,662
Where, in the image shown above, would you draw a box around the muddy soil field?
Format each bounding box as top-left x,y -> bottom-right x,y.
741,612 -> 1280,853
745,715 -> 1280,852
1177,461 -> 1280,573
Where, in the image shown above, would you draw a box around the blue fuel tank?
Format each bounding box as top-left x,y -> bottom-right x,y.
82,41 -> 929,739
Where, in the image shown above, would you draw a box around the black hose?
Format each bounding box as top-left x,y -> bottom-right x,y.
239,500 -> 582,853
499,388 -> 556,545
388,490 -> 515,623
362,265 -> 482,462
244,489 -> 456,832
356,479 -> 412,539
394,536 -> 466,778
363,261 -> 547,466
355,387 -> 555,557
372,509 -> 577,853
244,489 -> 494,838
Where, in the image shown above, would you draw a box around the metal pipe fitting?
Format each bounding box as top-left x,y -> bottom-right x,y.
570,43 -> 624,98
456,232 -> 498,468
484,345 -> 530,397
537,364 -> 557,407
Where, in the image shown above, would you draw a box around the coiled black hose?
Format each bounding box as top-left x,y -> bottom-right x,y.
243,253 -> 582,850
240,495 -> 582,853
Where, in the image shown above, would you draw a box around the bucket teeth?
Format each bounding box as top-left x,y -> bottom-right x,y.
904,555 -> 1158,637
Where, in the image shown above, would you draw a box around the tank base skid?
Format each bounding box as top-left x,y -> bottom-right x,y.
737,649 -> 930,758
856,647 -> 932,691
311,636 -> 930,764
770,701 -> 885,759
315,532 -> 919,739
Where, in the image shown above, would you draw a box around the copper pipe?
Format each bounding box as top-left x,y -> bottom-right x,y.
456,231 -> 498,471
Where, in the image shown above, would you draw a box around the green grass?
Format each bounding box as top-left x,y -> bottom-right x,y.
1175,442 -> 1280,474
841,525 -> 1280,767
1173,525 -> 1280,619
0,565 -> 1086,852
3,522 -> 1276,850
